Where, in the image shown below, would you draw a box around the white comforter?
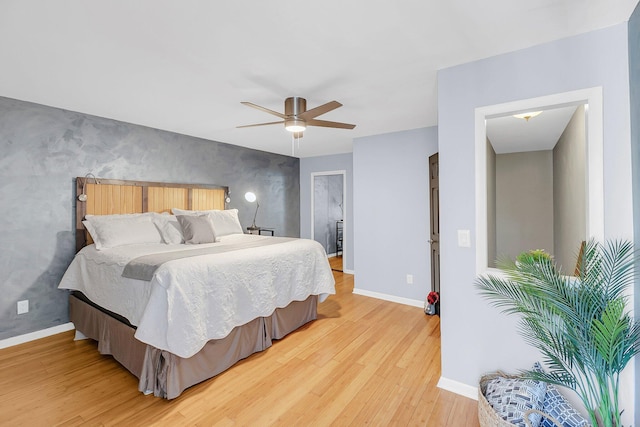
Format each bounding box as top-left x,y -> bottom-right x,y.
58,234 -> 335,358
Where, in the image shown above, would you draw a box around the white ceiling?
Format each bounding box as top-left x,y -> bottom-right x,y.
487,105 -> 580,154
0,1 -> 637,158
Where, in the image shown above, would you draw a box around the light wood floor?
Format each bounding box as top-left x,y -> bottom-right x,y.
329,255 -> 343,271
0,266 -> 479,426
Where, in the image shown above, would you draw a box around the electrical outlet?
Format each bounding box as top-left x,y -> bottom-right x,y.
406,274 -> 414,285
17,300 -> 29,315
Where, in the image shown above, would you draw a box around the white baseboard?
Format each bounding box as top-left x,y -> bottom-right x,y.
437,376 -> 478,401
0,322 -> 75,350
352,288 -> 423,308
343,268 -> 355,275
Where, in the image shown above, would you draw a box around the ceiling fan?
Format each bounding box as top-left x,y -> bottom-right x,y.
237,97 -> 356,138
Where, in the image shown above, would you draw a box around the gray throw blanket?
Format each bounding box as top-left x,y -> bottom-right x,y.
122,237 -> 295,281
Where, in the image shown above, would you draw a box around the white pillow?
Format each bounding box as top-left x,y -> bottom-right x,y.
205,209 -> 244,237
153,214 -> 184,244
172,208 -> 244,237
83,213 -> 163,250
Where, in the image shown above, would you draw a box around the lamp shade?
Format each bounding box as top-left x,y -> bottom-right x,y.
245,192 -> 260,230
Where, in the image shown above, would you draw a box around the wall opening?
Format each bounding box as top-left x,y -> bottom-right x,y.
486,104 -> 587,271
475,88 -> 604,274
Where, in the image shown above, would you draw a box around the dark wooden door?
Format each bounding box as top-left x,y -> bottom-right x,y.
429,153 -> 440,296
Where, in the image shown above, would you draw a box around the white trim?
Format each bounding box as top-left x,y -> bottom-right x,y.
311,170 -> 348,270
437,377 -> 479,401
0,322 -> 75,350
353,288 -> 423,308
475,87 -> 604,275
343,268 -> 355,275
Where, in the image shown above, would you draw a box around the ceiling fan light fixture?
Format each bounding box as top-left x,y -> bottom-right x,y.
238,97 -> 354,135
285,118 -> 306,133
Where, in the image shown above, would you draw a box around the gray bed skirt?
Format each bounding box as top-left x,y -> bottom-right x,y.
69,293 -> 318,399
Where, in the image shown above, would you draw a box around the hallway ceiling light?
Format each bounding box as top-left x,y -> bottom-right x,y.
513,111 -> 543,121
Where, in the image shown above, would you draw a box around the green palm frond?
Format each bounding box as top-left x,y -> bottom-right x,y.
476,239 -> 640,427
591,298 -> 640,373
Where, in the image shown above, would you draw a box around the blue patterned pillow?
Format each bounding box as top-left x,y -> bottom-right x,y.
540,384 -> 589,427
531,362 -> 589,427
485,376 -> 547,427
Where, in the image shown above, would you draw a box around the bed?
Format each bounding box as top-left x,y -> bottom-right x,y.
59,177 -> 335,399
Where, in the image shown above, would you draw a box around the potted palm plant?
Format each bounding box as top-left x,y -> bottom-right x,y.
476,240 -> 640,427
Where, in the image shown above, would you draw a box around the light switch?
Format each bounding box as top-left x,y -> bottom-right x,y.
457,229 -> 471,247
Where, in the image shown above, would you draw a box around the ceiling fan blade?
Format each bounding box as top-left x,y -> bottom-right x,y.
240,102 -> 287,119
298,101 -> 342,120
236,121 -> 284,129
307,119 -> 356,129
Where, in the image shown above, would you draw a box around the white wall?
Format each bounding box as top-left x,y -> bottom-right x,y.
629,4 -> 640,425
438,23 -> 633,418
352,127 -> 438,304
300,153 -> 354,272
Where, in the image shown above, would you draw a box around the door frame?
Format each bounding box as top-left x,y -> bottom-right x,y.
429,153 -> 440,297
311,170 -> 347,271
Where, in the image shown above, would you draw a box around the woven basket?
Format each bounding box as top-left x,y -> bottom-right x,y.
478,372 -> 562,427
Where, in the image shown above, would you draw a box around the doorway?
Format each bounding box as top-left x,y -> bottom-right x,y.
311,171 -> 346,272
429,153 -> 440,297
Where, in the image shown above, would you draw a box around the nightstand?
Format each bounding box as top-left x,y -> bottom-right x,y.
247,227 -> 274,236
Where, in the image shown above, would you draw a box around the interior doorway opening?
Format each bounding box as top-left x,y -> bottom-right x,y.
311,170 -> 346,272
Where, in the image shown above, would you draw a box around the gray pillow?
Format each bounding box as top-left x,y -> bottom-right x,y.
176,215 -> 216,244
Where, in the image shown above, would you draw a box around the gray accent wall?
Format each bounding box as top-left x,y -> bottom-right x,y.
353,127 -> 438,301
0,96 -> 300,341
495,150 -> 554,262
628,3 -> 640,425
300,153 -> 354,272
553,105 -> 587,272
438,23 -> 632,420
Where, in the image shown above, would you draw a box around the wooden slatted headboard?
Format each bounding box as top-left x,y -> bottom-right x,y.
75,177 -> 228,252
